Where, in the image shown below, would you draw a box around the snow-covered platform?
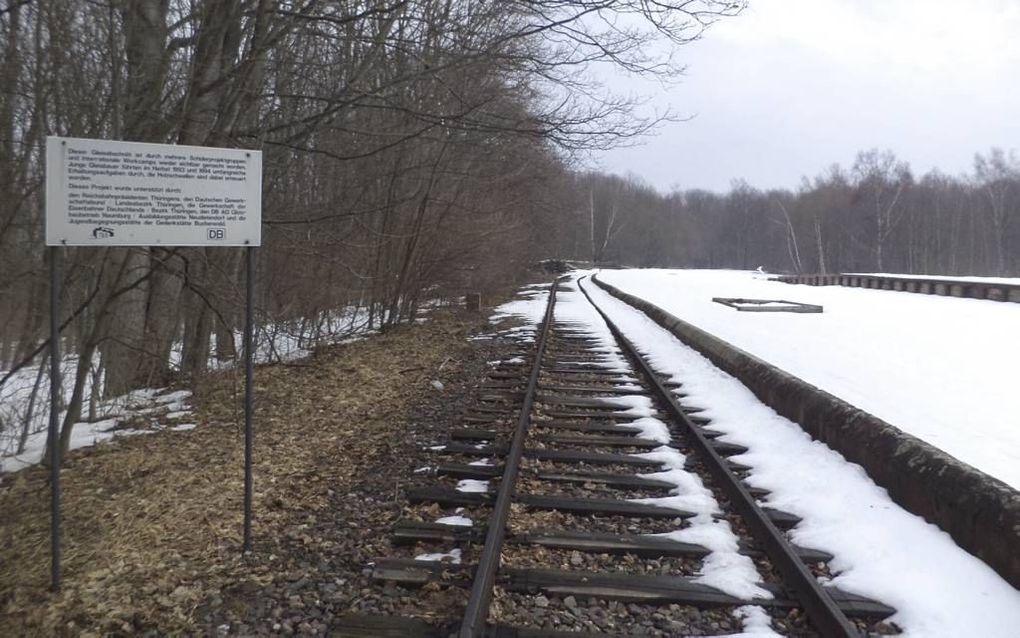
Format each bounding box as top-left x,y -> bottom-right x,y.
597,268 -> 1020,490
573,275 -> 1020,635
775,272 -> 1020,303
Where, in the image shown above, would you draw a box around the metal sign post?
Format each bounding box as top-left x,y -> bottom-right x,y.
243,244 -> 255,552
48,246 -> 62,590
45,136 -> 262,589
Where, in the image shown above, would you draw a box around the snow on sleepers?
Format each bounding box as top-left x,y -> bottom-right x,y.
393,520 -> 834,565
406,485 -> 697,520
554,282 -> 786,609
592,272 -> 1020,590
583,273 -> 1020,636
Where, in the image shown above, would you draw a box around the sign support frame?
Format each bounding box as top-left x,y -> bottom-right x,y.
243,244 -> 255,553
44,136 -> 262,590
48,245 -> 62,591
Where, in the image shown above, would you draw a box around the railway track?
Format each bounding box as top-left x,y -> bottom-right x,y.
336,277 -> 897,637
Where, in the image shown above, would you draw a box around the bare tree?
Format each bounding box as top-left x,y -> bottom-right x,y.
974,148 -> 1020,275
2,0 -> 749,460
852,149 -> 913,272
771,196 -> 803,274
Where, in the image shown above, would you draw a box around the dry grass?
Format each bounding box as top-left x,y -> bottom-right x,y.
0,311 -> 481,635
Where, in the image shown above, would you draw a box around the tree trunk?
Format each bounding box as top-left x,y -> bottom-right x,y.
179,253 -> 211,378
58,340 -> 99,455
17,359 -> 48,454
141,249 -> 184,385
813,217 -> 827,274
101,249 -> 149,397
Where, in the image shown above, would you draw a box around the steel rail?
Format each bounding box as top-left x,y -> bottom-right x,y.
458,280 -> 560,638
577,276 -> 859,638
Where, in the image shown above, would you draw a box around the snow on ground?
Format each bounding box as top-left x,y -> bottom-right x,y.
167,306 -> 378,371
455,479 -> 490,493
598,268 -> 1020,489
845,272 -> 1020,285
553,283 -> 771,610
577,275 -> 1020,637
625,417 -> 671,444
413,548 -> 462,564
0,387 -> 195,473
0,307 -> 388,473
497,282 -> 774,617
731,606 -> 779,636
490,285 -> 550,327
435,515 -> 473,527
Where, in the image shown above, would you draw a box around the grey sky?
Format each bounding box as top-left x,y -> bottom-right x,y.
593,0 -> 1020,193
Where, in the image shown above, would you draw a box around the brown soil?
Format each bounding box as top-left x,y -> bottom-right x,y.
0,308 -> 500,636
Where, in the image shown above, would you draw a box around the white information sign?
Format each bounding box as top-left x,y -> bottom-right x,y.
46,136 -> 261,246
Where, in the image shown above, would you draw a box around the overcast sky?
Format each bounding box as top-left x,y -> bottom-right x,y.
592,0 -> 1020,193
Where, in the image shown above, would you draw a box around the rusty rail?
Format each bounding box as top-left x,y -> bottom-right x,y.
457,280 -> 559,638
577,276 -> 860,638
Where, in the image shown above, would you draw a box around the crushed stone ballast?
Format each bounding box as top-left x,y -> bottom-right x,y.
334,277 -> 897,637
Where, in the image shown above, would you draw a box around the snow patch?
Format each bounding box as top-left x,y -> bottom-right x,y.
580,272 -> 1020,637
632,446 -> 686,470
456,479 -> 489,493
0,388 -> 196,473
435,515 -> 473,527
414,548 -> 462,564
553,280 -> 768,602
627,416 -> 671,443
600,268 -> 1020,489
730,606 -> 779,636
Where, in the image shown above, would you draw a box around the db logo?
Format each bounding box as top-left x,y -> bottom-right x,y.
207,228 -> 226,240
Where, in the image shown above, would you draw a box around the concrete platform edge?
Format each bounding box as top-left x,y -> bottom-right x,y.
591,273 -> 1020,589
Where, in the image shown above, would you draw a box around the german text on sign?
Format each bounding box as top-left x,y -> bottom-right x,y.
46,136 -> 262,246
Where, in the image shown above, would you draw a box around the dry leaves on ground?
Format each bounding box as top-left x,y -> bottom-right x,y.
0,310 -> 488,635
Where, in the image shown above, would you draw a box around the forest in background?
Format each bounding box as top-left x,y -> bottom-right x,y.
0,0 -> 743,459
576,147 -> 1020,277
3,0 -> 1019,463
